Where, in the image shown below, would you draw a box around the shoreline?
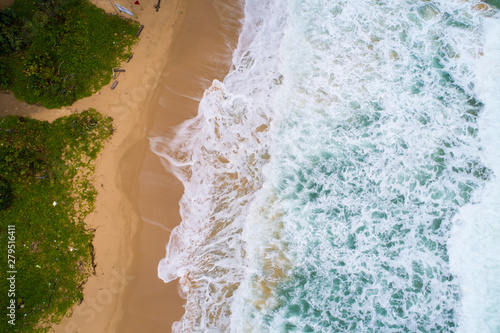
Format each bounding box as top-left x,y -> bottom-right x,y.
117,0 -> 244,331
0,0 -> 244,331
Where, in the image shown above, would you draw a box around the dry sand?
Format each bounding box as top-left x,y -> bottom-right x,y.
0,0 -> 243,332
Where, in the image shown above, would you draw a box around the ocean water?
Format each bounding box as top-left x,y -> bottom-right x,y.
151,0 -> 500,332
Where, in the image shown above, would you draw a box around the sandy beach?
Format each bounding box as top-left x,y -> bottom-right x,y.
0,0 -> 242,332
115,0 -> 242,332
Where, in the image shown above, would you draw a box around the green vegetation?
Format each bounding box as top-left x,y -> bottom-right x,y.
0,109 -> 113,332
0,0 -> 139,108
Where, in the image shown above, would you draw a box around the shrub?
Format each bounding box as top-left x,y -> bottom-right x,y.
0,0 -> 139,108
0,109 -> 113,332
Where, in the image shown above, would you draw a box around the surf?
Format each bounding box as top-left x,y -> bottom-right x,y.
152,1 -> 500,331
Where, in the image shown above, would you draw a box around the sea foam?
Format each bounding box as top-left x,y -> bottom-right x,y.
449,16 -> 500,333
152,1 -> 500,331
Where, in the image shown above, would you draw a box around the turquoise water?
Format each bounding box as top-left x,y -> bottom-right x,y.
152,0 -> 500,332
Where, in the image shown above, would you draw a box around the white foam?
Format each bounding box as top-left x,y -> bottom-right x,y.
449,15 -> 500,333
152,0 -> 500,331
152,0 -> 288,328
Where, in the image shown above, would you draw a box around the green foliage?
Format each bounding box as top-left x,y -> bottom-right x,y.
0,0 -> 139,108
0,109 -> 113,332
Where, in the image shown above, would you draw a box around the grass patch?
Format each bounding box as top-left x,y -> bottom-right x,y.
0,0 -> 139,108
0,109 -> 113,332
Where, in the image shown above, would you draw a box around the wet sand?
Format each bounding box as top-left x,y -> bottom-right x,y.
117,0 -> 243,331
